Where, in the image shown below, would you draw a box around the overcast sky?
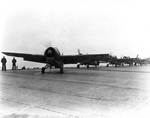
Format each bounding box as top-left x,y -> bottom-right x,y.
0,0 -> 150,68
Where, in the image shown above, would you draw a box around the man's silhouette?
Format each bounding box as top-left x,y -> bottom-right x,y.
1,56 -> 7,71
12,57 -> 17,70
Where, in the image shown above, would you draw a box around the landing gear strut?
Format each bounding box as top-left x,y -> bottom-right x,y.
60,63 -> 64,74
41,64 -> 51,74
41,63 -> 64,74
86,64 -> 89,69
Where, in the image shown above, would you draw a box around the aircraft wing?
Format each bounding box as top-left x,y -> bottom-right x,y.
2,52 -> 110,64
2,52 -> 46,63
61,54 -> 110,64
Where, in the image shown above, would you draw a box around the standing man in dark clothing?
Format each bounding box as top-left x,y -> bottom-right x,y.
12,57 -> 17,70
1,56 -> 7,71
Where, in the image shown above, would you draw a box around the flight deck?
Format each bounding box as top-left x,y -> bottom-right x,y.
0,66 -> 150,118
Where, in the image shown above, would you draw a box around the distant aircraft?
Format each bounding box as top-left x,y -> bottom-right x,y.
2,47 -> 110,73
108,55 -> 146,67
76,49 -> 103,68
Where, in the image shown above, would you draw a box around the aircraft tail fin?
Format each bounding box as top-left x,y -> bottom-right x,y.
77,49 -> 82,55
136,54 -> 139,59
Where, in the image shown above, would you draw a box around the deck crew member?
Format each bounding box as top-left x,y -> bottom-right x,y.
12,57 -> 17,70
1,56 -> 7,71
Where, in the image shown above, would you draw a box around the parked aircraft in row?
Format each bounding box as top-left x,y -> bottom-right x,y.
2,47 -> 149,73
108,55 -> 148,67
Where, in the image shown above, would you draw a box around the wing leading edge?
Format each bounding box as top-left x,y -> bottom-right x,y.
2,52 -> 46,63
2,52 -> 110,64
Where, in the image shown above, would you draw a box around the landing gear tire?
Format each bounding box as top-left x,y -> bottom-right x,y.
60,67 -> 63,74
41,67 -> 45,74
77,64 -> 80,68
86,64 -> 89,69
60,63 -> 64,74
106,64 -> 109,67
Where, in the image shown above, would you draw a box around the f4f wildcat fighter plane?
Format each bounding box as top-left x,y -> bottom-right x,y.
2,47 -> 110,74
76,49 -> 103,68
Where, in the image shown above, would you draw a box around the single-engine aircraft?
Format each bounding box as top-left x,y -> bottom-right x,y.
2,47 -> 110,74
76,49 -> 102,68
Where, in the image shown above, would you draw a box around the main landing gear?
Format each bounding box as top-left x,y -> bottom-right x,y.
77,64 -> 80,68
60,64 -> 64,74
41,63 -> 64,74
77,64 -> 89,69
86,64 -> 89,69
41,67 -> 45,73
41,64 -> 51,74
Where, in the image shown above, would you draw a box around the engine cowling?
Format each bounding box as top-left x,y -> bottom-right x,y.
44,47 -> 62,68
44,47 -> 61,58
42,47 -> 63,73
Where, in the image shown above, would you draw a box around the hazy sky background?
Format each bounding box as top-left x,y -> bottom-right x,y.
0,0 -> 150,69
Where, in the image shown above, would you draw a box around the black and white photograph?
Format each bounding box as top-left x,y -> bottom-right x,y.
0,0 -> 150,118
